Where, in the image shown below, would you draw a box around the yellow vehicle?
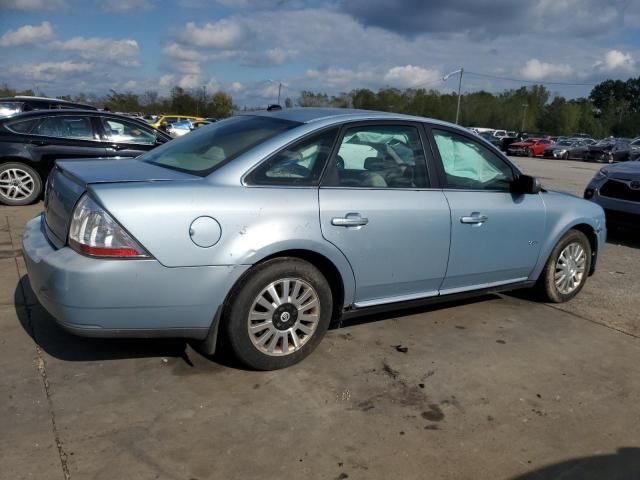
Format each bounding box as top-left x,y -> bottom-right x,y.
149,115 -> 204,130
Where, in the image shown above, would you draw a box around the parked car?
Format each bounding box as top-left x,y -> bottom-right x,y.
0,96 -> 97,119
149,114 -> 205,131
507,138 -> 554,157
563,139 -> 595,160
584,140 -> 632,163
542,139 -> 582,159
479,131 -> 503,149
22,108 -> 606,370
585,161 -> 640,230
0,109 -> 171,205
166,119 -> 212,138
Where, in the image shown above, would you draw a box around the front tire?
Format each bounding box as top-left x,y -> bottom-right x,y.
222,257 -> 333,370
0,162 -> 42,206
535,230 -> 591,303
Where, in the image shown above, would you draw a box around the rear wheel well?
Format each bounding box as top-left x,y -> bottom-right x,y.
570,224 -> 598,275
0,156 -> 45,178
255,250 -> 345,322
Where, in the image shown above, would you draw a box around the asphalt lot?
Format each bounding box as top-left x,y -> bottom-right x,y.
2,157 -> 639,480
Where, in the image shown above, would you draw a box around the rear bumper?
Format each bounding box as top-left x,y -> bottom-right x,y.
22,215 -> 248,338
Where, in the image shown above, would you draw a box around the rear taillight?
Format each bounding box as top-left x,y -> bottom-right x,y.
68,195 -> 150,258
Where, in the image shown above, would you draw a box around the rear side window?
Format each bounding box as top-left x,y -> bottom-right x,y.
248,128 -> 338,186
5,118 -> 38,134
35,116 -> 94,139
142,115 -> 301,176
323,124 -> 429,188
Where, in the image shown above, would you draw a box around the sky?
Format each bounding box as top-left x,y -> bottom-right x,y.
0,0 -> 639,106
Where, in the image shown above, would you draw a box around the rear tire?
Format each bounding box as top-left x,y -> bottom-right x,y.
0,162 -> 42,206
527,149 -> 533,157
535,230 -> 591,303
222,257 -> 333,370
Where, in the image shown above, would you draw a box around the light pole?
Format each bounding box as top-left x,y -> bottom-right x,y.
521,103 -> 528,132
443,67 -> 464,124
267,79 -> 282,105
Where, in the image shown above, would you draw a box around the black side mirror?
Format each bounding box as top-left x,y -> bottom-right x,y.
512,174 -> 541,194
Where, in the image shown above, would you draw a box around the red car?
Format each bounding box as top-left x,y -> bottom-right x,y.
507,138 -> 553,157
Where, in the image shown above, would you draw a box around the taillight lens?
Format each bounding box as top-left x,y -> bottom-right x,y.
68,195 -> 150,258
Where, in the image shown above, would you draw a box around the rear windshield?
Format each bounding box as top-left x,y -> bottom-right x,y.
142,115 -> 301,175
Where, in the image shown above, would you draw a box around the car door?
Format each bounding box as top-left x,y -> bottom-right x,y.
428,127 -> 545,294
27,114 -> 107,168
97,116 -> 164,158
319,122 -> 451,307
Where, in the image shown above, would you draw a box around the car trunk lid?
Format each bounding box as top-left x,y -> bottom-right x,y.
44,159 -> 195,247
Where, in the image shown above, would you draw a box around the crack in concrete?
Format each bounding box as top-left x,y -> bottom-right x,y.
543,302 -> 640,340
15,256 -> 71,480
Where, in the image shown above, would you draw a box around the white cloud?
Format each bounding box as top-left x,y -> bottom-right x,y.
159,74 -> 176,87
306,67 -> 376,87
593,50 -> 635,72
9,61 -> 93,82
265,47 -> 288,65
123,80 -> 138,89
102,0 -> 154,12
384,65 -> 441,88
229,81 -> 246,93
0,21 -> 54,47
163,42 -> 205,61
520,58 -> 573,80
181,20 -> 245,49
52,37 -> 140,66
0,0 -> 65,10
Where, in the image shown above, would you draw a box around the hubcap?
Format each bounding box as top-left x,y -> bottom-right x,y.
554,242 -> 586,295
0,168 -> 35,201
248,278 -> 320,356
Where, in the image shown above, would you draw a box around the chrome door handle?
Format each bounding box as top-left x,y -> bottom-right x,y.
332,214 -> 369,227
460,213 -> 488,224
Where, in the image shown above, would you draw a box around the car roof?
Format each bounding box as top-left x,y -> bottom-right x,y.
0,109 -> 139,121
239,107 -> 459,129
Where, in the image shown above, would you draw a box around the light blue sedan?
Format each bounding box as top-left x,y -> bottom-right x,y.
23,109 -> 606,370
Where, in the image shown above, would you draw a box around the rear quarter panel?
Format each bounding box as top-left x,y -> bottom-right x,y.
92,181 -> 357,303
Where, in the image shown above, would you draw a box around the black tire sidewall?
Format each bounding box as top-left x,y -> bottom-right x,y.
0,162 -> 42,206
541,230 -> 591,303
223,258 -> 333,370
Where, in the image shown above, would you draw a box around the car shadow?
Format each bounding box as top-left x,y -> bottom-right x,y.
606,227 -> 640,249
509,447 -> 640,480
16,273 -> 508,366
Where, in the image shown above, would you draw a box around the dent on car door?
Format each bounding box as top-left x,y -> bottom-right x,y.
430,128 -> 546,293
318,122 -> 451,306
98,117 -> 159,158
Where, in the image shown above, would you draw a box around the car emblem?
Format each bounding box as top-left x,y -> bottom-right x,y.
630,181 -> 640,190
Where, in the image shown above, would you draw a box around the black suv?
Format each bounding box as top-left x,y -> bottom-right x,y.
0,110 -> 171,205
0,96 -> 98,119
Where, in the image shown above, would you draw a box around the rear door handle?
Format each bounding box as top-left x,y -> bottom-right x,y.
332,213 -> 369,227
460,213 -> 488,224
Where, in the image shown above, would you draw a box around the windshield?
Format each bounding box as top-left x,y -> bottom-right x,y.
556,141 -> 573,147
0,102 -> 23,118
142,115 -> 301,175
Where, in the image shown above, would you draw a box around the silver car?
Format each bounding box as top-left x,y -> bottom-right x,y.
585,161 -> 640,230
23,109 -> 606,370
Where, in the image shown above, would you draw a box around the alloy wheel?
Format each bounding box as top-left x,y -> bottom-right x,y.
247,277 -> 321,356
554,242 -> 586,295
0,168 -> 35,201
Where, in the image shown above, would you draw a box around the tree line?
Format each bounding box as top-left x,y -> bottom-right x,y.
2,76 -> 639,138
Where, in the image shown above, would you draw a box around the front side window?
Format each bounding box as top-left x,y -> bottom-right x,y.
35,116 -> 94,139
248,128 -> 338,185
324,125 -> 428,188
101,118 -> 156,145
433,129 -> 514,191
0,102 -> 23,118
143,115 -> 301,176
